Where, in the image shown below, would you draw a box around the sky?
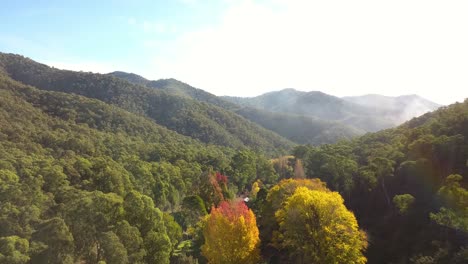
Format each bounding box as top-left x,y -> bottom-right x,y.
1,0 -> 467,105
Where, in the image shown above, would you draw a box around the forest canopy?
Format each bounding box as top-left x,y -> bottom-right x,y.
0,53 -> 466,264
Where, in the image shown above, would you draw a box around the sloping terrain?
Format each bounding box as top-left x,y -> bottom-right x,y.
110,72 -> 365,144
0,53 -> 294,153
223,89 -> 441,132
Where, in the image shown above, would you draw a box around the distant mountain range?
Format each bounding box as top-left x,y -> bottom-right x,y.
0,52 -> 442,148
109,71 -> 441,144
342,94 -> 441,124
108,73 -> 364,144
223,89 -> 441,133
0,53 -> 293,153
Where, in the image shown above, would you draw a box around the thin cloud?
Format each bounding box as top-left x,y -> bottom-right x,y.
144,0 -> 468,104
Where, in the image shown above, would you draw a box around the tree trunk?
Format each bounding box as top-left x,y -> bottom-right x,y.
381,178 -> 391,206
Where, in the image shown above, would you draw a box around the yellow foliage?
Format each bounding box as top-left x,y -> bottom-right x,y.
201,201 -> 261,264
267,178 -> 329,211
275,187 -> 368,264
251,180 -> 261,198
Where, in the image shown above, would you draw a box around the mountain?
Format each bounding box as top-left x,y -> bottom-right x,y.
223,89 -> 441,132
108,71 -> 150,86
0,72 -> 235,263
108,72 -> 239,110
0,51 -> 465,264
0,53 -> 294,153
343,94 -> 441,125
234,107 -> 364,145
224,88 -> 371,120
296,99 -> 468,263
110,72 -> 364,144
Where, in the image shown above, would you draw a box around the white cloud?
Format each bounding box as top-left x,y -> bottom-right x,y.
145,0 -> 468,104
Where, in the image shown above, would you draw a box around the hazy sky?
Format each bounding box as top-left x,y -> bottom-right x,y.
1,0 -> 467,104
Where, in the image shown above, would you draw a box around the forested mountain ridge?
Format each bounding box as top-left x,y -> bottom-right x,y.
0,51 -> 465,264
0,53 -> 294,153
295,98 -> 468,263
108,71 -> 150,86
110,71 -> 365,144
0,71 -> 283,263
223,88 -> 441,132
0,74 -> 214,263
234,107 -> 364,144
107,72 -> 239,110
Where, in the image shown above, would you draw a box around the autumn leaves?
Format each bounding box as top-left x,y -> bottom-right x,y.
200,177 -> 368,263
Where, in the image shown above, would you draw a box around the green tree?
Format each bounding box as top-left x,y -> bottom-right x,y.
430,174 -> 468,232
0,236 -> 30,264
393,194 -> 415,214
114,221 -> 146,264
30,218 -> 74,264
98,231 -> 129,264
228,150 -> 257,191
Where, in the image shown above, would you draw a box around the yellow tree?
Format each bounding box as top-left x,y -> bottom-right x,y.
259,178 -> 329,254
201,200 -> 260,264
275,187 -> 368,264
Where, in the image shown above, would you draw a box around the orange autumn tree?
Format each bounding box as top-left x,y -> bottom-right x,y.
201,200 -> 260,264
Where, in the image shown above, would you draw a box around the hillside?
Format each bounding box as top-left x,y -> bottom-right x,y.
234,107 -> 364,145
110,72 -> 364,145
0,53 -> 294,153
0,71 -> 288,263
0,73 -> 225,263
108,72 -> 239,110
296,99 -> 468,263
0,54 -> 466,263
223,89 -> 441,132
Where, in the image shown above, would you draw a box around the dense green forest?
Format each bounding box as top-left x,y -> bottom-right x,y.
0,53 -> 466,264
0,53 -> 293,154
293,101 -> 468,263
0,72 -> 280,263
109,71 -> 364,145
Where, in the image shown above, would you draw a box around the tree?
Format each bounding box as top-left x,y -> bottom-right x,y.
144,231 -> 171,264
98,231 -> 129,264
430,174 -> 468,232
0,236 -> 30,264
181,195 -> 207,228
255,155 -> 278,185
201,200 -> 260,264
259,178 -> 329,257
275,187 -> 367,264
228,150 -> 257,191
293,159 -> 305,179
250,180 -> 261,198
393,194 -> 415,215
30,218 -> 74,264
114,221 -> 146,264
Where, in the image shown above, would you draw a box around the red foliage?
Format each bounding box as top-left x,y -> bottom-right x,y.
209,176 -> 224,203
215,172 -> 228,185
212,200 -> 251,222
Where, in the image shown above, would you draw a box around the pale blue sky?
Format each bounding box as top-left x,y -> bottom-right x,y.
1,0 -> 467,104
1,0 -> 225,71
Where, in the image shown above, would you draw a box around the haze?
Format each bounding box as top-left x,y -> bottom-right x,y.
1,0 -> 467,105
